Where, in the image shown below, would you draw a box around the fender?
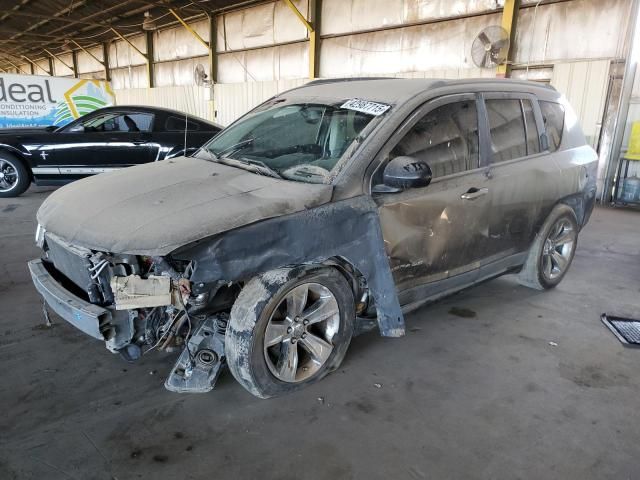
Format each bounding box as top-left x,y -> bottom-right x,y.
0,143 -> 32,161
172,195 -> 405,338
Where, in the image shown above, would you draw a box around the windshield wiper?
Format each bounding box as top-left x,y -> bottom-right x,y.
197,147 -> 218,162
216,138 -> 254,158
216,156 -> 282,179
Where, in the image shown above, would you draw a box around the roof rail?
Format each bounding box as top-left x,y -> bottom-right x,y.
305,77 -> 397,86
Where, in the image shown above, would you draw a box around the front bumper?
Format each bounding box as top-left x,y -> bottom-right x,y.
28,258 -> 109,340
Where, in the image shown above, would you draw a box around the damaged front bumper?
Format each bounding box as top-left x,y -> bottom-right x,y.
29,256 -> 227,393
28,258 -> 111,341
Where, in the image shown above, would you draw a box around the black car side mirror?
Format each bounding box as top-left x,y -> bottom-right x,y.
373,156 -> 432,193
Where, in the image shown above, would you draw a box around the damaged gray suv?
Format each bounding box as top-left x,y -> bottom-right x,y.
29,78 -> 597,398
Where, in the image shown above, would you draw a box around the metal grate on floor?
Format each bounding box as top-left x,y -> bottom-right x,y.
601,314 -> 640,348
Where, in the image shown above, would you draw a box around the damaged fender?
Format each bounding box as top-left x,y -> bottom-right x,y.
174,195 -> 405,337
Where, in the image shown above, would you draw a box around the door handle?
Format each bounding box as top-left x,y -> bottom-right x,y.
460,187 -> 489,200
132,140 -> 148,145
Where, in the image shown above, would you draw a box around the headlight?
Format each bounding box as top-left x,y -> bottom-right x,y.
35,224 -> 46,248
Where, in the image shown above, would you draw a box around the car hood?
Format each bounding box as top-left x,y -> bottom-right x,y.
37,157 -> 333,255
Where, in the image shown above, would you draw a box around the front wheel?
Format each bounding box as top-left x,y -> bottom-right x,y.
225,267 -> 355,398
0,154 -> 30,198
518,204 -> 579,290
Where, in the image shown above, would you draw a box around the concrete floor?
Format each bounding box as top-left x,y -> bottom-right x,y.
1,186 -> 639,480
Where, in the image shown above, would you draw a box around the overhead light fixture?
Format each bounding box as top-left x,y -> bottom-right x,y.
142,11 -> 157,31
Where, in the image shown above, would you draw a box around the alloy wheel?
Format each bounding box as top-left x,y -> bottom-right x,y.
263,282 -> 340,383
0,159 -> 18,192
541,218 -> 576,281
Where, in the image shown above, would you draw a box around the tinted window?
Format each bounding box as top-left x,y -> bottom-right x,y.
486,99 -> 527,163
69,112 -> 153,133
166,116 -> 202,132
391,100 -> 479,178
522,100 -> 540,155
540,101 -> 565,152
114,114 -> 153,132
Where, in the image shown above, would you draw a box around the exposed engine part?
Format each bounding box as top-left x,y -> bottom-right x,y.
214,314 -> 228,335
174,277 -> 191,306
152,256 -> 181,280
110,274 -> 172,310
102,309 -> 136,353
165,313 -> 227,393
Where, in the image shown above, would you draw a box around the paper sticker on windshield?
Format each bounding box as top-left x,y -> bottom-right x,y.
341,99 -> 390,116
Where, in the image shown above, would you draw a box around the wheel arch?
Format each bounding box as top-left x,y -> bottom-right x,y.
0,147 -> 33,181
558,191 -> 593,229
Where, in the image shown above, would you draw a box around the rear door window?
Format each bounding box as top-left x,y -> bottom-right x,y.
486,99 -> 527,163
113,113 -> 153,132
540,101 -> 565,151
391,100 -> 479,178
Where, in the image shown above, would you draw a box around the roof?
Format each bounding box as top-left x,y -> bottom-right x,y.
284,77 -> 558,105
0,1 -> 254,72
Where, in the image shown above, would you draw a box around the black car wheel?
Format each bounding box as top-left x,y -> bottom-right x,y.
0,153 -> 30,198
225,266 -> 355,398
518,204 -> 579,290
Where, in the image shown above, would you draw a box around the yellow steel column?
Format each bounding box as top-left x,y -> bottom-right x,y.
496,0 -> 520,78
110,28 -> 152,87
169,8 -> 211,50
283,0 -> 317,79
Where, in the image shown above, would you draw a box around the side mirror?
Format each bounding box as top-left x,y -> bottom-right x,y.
374,156 -> 432,193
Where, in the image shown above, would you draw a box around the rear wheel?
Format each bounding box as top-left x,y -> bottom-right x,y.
225,267 -> 355,398
518,204 -> 578,290
0,153 -> 30,198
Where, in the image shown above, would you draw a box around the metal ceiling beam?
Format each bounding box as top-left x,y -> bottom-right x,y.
110,26 -> 154,88
2,58 -> 29,74
169,8 -> 210,50
0,0 -> 34,23
0,9 -> 113,29
168,6 -> 214,87
71,39 -> 105,66
21,54 -> 51,75
44,48 -> 74,72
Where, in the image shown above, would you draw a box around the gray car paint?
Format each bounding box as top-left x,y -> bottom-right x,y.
33,78 -> 597,339
36,156 -> 332,255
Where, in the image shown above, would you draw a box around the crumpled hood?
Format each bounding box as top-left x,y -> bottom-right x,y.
37,157 -> 333,255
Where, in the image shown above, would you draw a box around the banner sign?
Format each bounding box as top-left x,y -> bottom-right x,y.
0,74 -> 115,129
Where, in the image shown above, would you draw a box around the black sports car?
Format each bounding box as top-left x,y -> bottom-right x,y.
0,105 -> 222,197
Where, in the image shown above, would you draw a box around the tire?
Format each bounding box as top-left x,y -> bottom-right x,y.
518,204 -> 579,290
226,266 -> 355,399
0,153 -> 30,198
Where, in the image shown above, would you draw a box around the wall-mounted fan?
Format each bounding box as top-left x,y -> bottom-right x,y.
194,63 -> 213,86
471,26 -> 510,68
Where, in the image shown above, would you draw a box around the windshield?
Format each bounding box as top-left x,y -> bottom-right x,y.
198,101 -> 382,183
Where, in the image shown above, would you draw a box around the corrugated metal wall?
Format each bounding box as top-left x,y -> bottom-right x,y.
213,78 -> 308,126
115,85 -> 213,122
551,60 -> 611,147
7,0 -> 629,133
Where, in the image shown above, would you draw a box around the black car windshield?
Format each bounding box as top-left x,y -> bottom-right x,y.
198,101 -> 383,183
